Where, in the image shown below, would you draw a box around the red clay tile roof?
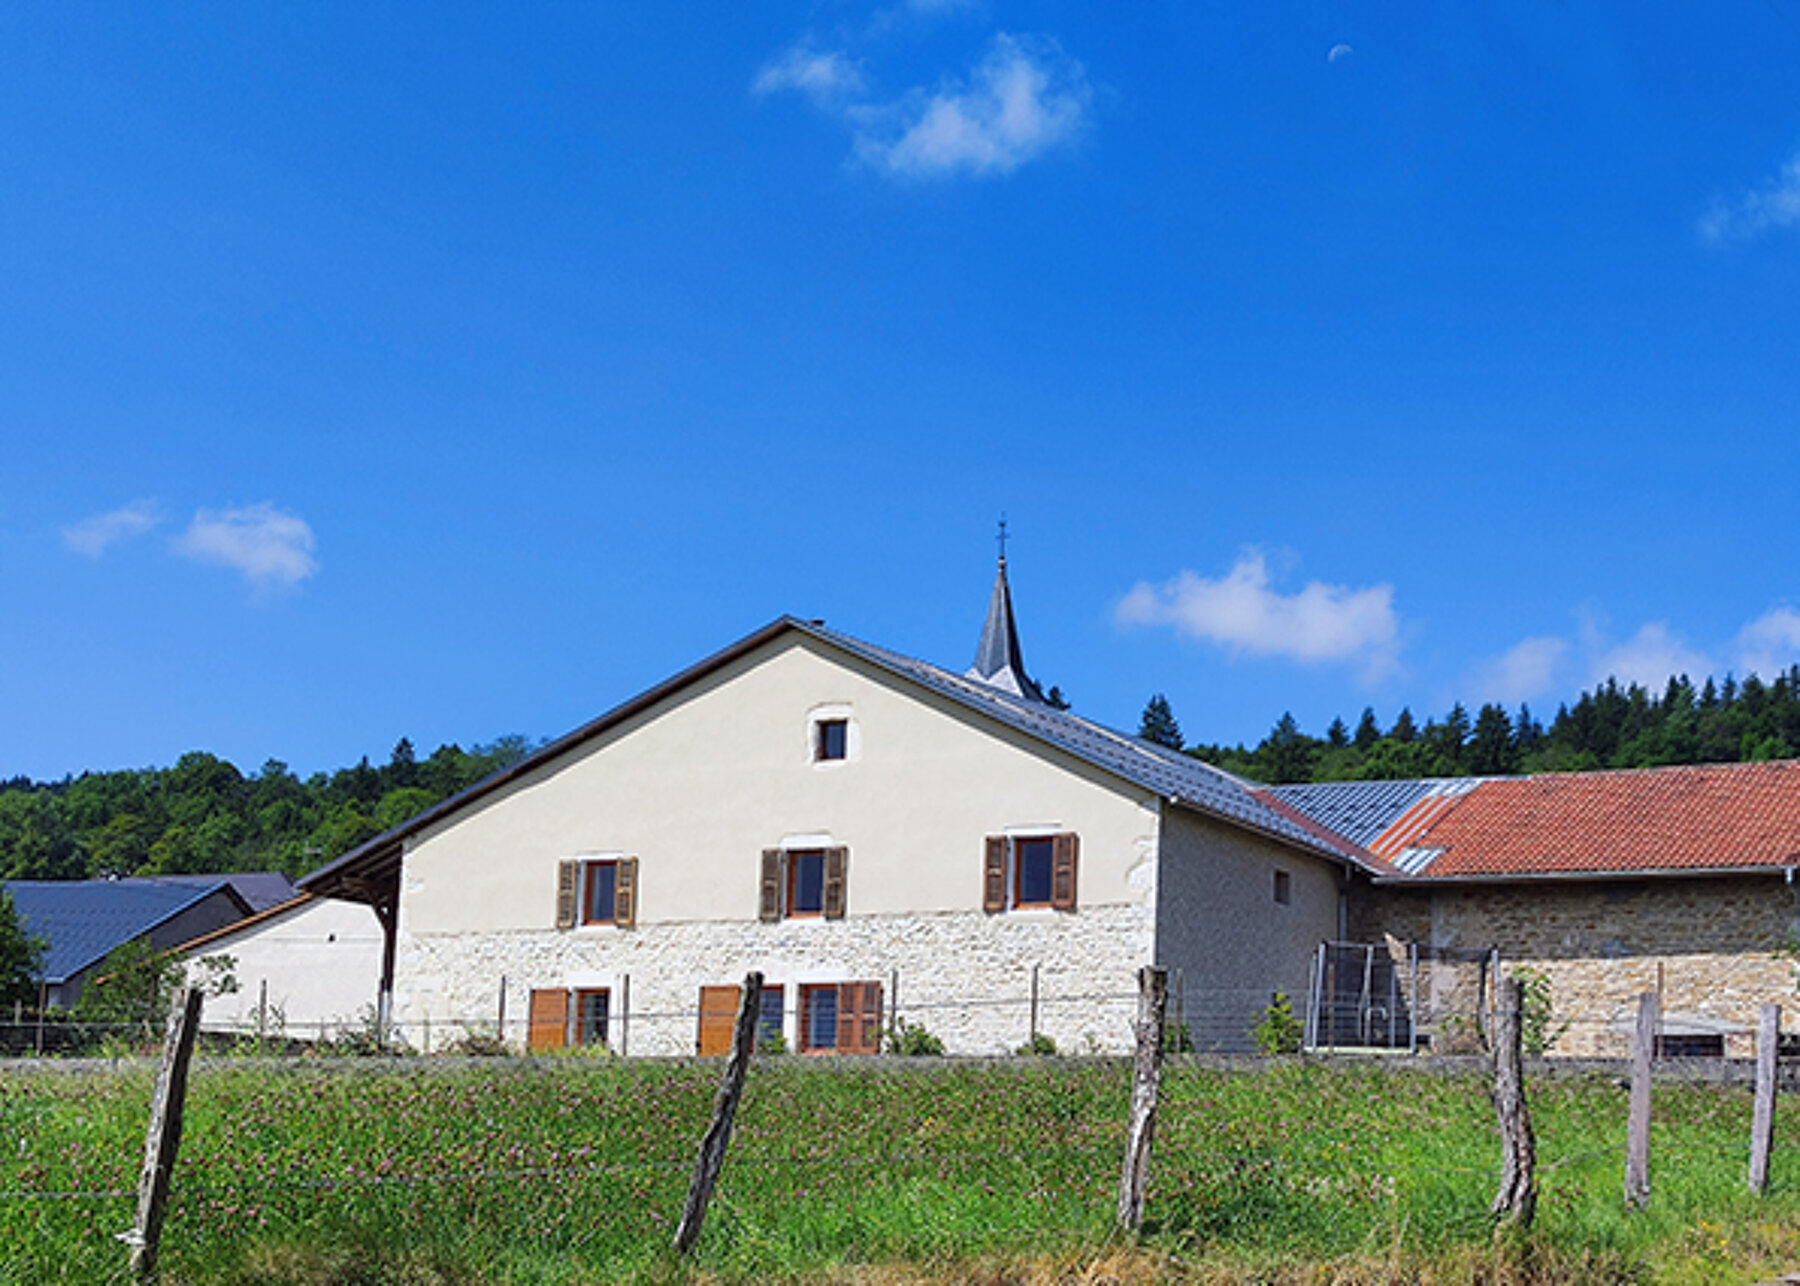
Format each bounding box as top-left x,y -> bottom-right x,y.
1402,760 -> 1800,878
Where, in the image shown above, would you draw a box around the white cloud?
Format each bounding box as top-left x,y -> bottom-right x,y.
1328,43 -> 1354,63
173,503 -> 319,590
1586,621 -> 1712,691
1699,149 -> 1800,243
62,500 -> 161,557
852,34 -> 1090,179
1469,636 -> 1568,705
753,47 -> 867,105
1115,551 -> 1400,679
1737,607 -> 1800,679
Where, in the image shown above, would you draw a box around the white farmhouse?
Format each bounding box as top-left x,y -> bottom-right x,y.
301,561 -> 1385,1055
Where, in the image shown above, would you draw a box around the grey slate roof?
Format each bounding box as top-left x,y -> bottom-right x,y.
4,878 -> 240,984
809,621 -> 1382,870
150,872 -> 297,914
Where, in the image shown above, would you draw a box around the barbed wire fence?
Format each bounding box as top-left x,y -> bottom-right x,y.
3,971 -> 1798,1279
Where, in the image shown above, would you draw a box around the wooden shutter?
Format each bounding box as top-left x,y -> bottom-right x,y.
614,857 -> 638,928
822,846 -> 848,919
1051,832 -> 1079,910
836,981 -> 883,1055
759,848 -> 784,922
528,988 -> 569,1052
983,836 -> 1007,913
555,861 -> 579,930
697,985 -> 739,1056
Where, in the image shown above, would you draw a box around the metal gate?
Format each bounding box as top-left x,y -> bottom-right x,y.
1305,941 -> 1499,1054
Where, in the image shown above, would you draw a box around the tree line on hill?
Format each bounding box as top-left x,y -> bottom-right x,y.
1139,665 -> 1800,785
4,661 -> 1800,888
0,737 -> 537,885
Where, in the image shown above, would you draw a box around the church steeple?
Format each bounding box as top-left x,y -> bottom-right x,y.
966,525 -> 1044,702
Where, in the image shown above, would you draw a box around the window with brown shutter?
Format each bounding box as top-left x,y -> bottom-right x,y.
759,849 -> 784,921
836,980 -> 883,1054
555,861 -> 579,929
614,857 -> 639,927
983,836 -> 1007,913
1050,833 -> 1079,911
822,846 -> 847,919
528,988 -> 569,1051
798,981 -> 881,1054
762,845 -> 849,919
985,833 -> 1079,912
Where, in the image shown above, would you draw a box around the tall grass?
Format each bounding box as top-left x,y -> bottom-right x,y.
3,1056 -> 1799,1283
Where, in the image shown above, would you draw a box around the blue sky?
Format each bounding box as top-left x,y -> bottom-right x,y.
4,3 -> 1799,781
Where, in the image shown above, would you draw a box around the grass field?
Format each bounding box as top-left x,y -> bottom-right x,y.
4,1054 -> 1800,1284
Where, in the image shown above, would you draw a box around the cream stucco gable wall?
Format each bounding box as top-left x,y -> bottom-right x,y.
392,633 -> 1164,1055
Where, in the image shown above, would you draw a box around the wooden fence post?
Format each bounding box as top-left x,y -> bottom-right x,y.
124,987 -> 203,1282
673,971 -> 762,1254
1625,990 -> 1656,1209
1116,966 -> 1168,1232
1750,1003 -> 1781,1195
1489,975 -> 1536,1227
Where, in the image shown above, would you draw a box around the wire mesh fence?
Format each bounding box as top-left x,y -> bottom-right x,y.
13,966 -> 1800,1286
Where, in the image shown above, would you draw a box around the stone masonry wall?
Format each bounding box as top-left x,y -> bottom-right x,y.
395,902 -> 1154,1057
1352,876 -> 1799,1058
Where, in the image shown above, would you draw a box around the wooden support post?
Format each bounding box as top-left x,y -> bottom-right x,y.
1625,990 -> 1656,1209
497,975 -> 507,1044
673,971 -> 762,1255
1116,966 -> 1168,1232
125,987 -> 203,1282
1750,1003 -> 1781,1195
1489,975 -> 1536,1227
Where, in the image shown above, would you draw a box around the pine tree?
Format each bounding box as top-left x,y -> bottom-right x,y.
1326,717 -> 1350,749
1260,713 -> 1318,784
1353,707 -> 1382,751
1138,694 -> 1184,750
1467,704 -> 1516,776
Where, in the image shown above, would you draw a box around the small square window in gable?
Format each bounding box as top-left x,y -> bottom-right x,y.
816,719 -> 848,761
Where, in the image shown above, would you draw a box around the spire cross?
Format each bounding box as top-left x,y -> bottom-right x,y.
997,516 -> 1009,565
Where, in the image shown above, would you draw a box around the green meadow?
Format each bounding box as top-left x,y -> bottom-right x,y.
3,1055 -> 1799,1284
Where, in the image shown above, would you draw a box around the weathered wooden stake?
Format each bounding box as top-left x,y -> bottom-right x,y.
1750,1003 -> 1781,1194
1116,966 -> 1168,1232
1029,963 -> 1041,1048
496,975 -> 508,1044
125,987 -> 203,1283
1625,990 -> 1656,1209
673,971 -> 762,1254
1489,975 -> 1536,1227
